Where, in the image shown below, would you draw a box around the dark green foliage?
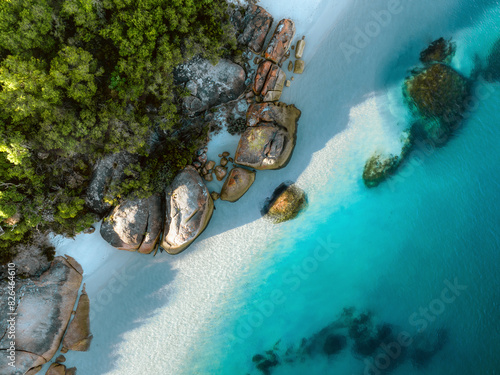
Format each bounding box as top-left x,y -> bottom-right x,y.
0,0 -> 241,262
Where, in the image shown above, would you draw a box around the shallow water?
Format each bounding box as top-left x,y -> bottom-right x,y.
182,1 -> 500,374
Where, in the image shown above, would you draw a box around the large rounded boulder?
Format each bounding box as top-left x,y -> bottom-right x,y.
100,194 -> 163,254
220,167 -> 256,202
161,166 -> 214,254
238,5 -> 274,53
235,103 -> 301,170
262,182 -> 307,223
175,56 -> 246,115
404,63 -> 470,125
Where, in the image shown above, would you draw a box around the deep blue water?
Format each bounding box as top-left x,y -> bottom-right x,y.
183,1 -> 500,374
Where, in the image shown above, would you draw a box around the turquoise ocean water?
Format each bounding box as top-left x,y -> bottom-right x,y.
182,1 -> 500,374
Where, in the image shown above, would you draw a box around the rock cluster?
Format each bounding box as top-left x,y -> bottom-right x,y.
363,37 -> 472,188
98,5 -> 308,254
251,307 -> 448,375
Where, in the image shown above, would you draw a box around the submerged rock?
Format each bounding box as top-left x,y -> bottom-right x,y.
404,63 -> 470,125
235,103 -> 301,170
484,38 -> 500,81
175,56 -> 246,115
262,182 -> 307,223
323,334 -> 347,356
0,256 -> 83,374
238,5 -> 274,53
62,284 -> 93,352
295,38 -> 306,59
420,38 -> 456,64
411,329 -> 448,369
265,19 -> 296,63
362,153 -> 401,188
220,167 -> 256,202
204,98 -> 250,135
100,194 -> 163,254
214,165 -> 227,181
161,166 -> 214,254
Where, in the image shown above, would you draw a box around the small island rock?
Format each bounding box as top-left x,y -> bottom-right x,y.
262,182 -> 307,223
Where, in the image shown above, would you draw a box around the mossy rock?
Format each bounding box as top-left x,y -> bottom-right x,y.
420,38 -> 455,64
404,63 -> 470,124
363,153 -> 401,188
262,182 -> 307,223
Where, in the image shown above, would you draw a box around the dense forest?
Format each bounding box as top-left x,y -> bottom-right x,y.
0,0 -> 243,262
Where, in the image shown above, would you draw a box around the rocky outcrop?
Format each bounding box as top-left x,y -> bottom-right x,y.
0,256 -> 83,375
404,63 -> 470,124
175,56 -> 246,115
238,5 -> 273,53
161,166 -> 214,255
62,285 -> 92,352
220,168 -> 256,202
262,182 -> 307,223
85,152 -> 139,215
420,38 -> 455,64
362,153 -> 401,188
235,103 -> 301,170
253,61 -> 286,102
100,194 -> 162,254
264,19 -> 296,63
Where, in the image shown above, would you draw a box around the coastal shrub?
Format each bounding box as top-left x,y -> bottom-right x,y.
0,0 -> 242,263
